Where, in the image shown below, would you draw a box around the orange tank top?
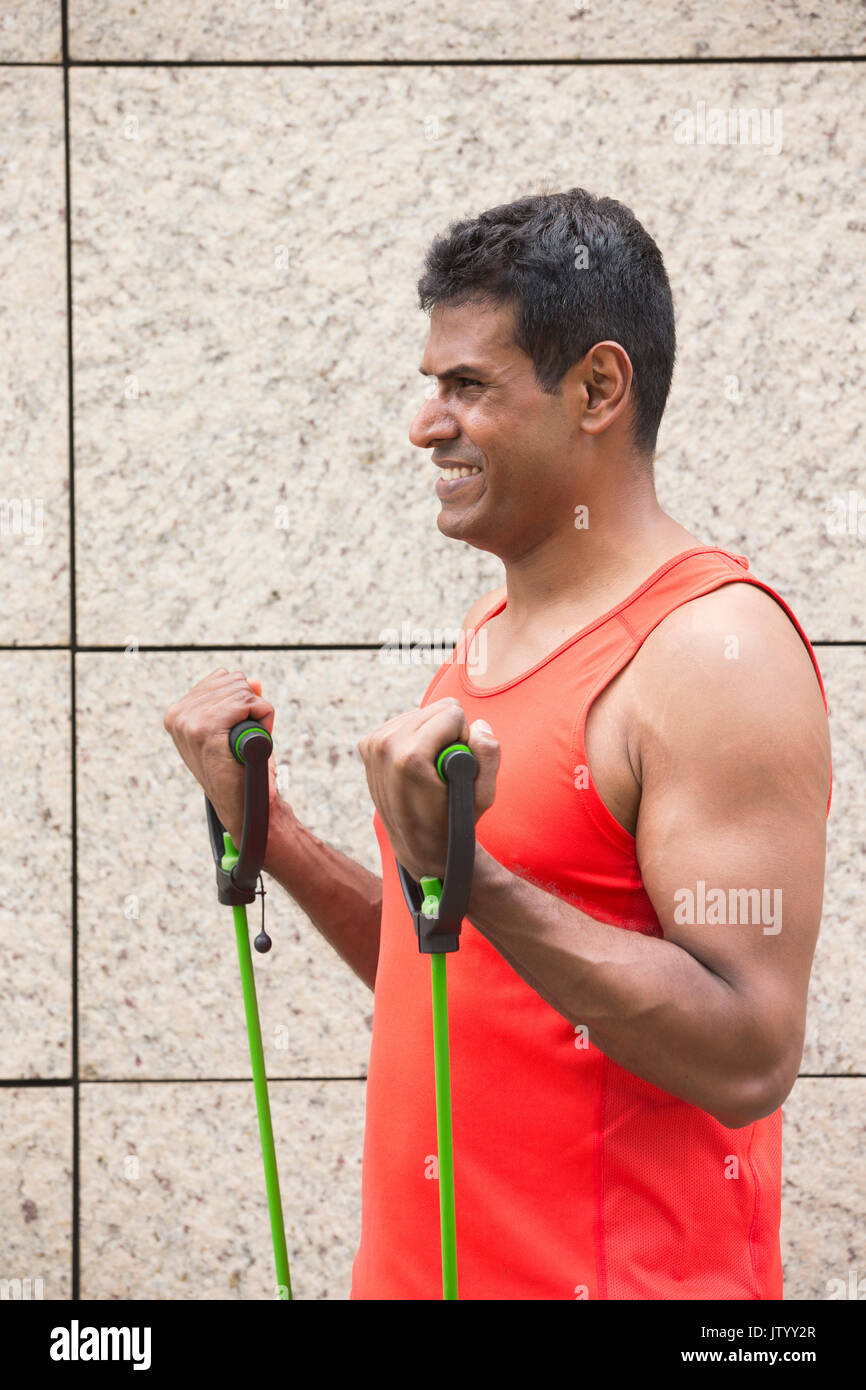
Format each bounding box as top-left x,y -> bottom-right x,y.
350,546 -> 831,1300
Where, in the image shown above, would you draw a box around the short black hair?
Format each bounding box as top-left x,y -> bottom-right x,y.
417,187 -> 676,457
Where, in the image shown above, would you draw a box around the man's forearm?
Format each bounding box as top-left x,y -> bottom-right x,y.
263,796 -> 381,991
466,846 -> 780,1127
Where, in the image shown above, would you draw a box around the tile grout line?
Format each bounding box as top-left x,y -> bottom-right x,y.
1,1074 -> 857,1085
6,55 -> 866,68
60,0 -> 81,1305
0,640 -> 862,653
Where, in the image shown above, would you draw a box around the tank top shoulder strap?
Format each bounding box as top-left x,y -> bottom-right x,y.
419,591 -> 508,707
614,546 -> 748,643
616,546 -> 828,715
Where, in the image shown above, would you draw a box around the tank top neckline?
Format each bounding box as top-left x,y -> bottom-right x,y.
459,545 -> 749,698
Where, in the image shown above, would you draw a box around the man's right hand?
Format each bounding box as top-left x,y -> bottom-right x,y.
163,667 -> 280,846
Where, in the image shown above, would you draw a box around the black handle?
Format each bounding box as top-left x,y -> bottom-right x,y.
396,743 -> 478,954
205,719 -> 273,951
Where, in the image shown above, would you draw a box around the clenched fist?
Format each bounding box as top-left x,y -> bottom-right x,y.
163,667 -> 280,847
357,697 -> 500,881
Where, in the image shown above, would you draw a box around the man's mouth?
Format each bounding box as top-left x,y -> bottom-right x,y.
435,465 -> 483,499
437,464 -> 482,481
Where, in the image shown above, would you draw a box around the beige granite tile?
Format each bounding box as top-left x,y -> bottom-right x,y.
802,647 -> 865,1073
67,0 -> 866,61
0,0 -> 62,62
653,66 -> 865,639
80,1080 -> 363,1299
0,69 -> 69,645
781,1079 -> 864,1300
0,1087 -> 72,1299
69,63 -> 862,648
77,648 -> 436,1079
0,653 -> 72,1078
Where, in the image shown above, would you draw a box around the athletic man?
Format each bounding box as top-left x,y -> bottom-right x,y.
165,188 -> 831,1299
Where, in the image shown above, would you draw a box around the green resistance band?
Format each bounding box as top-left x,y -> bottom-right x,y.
396,740 -> 477,1302
419,875 -> 458,1301
205,719 -> 292,1300
222,831 -> 292,1300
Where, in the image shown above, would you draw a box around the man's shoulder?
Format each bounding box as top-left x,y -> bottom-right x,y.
624,577 -> 830,788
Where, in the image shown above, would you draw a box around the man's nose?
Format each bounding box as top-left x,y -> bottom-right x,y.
409,391 -> 459,450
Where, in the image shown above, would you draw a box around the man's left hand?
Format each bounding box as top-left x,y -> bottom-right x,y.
357,697 -> 500,880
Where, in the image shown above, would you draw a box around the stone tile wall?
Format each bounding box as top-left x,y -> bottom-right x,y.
1,1 -> 862,1301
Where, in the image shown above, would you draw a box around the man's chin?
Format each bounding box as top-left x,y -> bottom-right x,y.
436,503 -> 498,553
436,502 -> 476,534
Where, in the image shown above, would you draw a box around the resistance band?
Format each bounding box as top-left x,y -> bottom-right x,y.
203,723 -> 476,1302
397,742 -> 479,1300
205,719 -> 292,1299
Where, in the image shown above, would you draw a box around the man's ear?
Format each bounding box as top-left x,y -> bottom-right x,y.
577,340 -> 634,437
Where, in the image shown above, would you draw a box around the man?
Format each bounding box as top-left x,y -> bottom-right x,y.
165,189 -> 831,1299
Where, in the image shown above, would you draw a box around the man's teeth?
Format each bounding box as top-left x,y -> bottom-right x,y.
441,466 -> 481,480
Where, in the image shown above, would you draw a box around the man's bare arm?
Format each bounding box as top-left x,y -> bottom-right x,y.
263,797 -> 382,992
465,585 -> 831,1128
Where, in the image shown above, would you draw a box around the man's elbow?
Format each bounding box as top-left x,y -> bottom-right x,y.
709,1058 -> 799,1130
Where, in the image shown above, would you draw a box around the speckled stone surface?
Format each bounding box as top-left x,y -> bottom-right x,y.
0,653 -> 72,1078
0,69 -> 69,645
802,647 -> 865,1074
0,0 -> 61,62
67,1 -> 866,61
77,649 -> 435,1079
2,11 -> 863,1306
80,1080 -> 363,1300
0,1088 -> 72,1300
781,1079 -> 865,1300
68,62 -> 863,648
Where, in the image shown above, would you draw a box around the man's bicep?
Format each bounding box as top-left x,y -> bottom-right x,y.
633,626 -> 828,1089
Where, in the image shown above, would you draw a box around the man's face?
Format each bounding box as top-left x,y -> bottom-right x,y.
410,298 -> 581,558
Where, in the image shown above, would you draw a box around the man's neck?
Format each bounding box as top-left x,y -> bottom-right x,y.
499,494 -> 702,630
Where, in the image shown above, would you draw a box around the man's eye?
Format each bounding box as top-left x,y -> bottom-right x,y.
457,377 -> 481,388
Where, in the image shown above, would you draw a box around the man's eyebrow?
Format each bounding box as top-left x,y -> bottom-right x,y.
418,363 -> 488,379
